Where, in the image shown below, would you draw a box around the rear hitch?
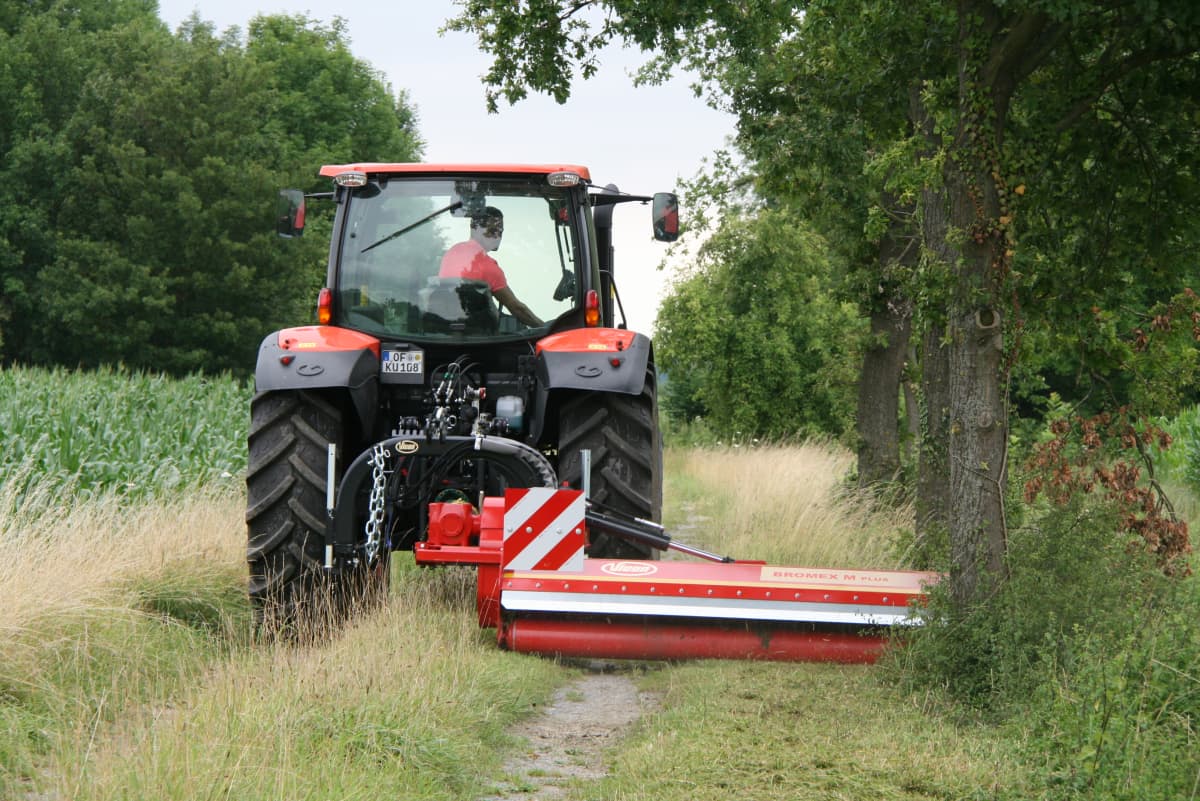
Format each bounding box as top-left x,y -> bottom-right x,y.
323,434 -> 556,573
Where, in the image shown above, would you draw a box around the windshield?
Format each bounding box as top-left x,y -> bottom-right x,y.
334,177 -> 581,339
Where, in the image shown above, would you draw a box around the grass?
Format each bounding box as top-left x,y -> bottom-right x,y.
2,430 -> 1009,800
1,471 -> 564,800
597,662 -> 1025,801
584,443 -> 1028,801
0,476 -> 245,640
664,442 -> 914,568
0,479 -> 249,798
62,568 -> 563,801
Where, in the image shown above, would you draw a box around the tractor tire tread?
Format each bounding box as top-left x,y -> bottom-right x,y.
556,375 -> 662,560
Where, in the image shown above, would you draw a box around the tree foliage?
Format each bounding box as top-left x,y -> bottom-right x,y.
656,208 -> 862,440
0,3 -> 421,373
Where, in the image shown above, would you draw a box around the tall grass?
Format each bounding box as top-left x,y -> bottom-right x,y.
0,364 -> 566,799
0,363 -> 993,800
665,442 -> 913,568
17,365 -> 1193,799
1,365 -> 254,795
0,481 -> 243,635
60,567 -> 563,801
1,467 -> 563,800
0,475 -> 249,797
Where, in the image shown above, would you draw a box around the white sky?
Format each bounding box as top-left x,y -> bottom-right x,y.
156,1 -> 734,334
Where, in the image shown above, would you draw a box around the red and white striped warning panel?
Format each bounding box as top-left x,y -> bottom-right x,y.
502,488 -> 585,572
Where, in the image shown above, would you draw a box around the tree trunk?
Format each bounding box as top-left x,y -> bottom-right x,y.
856,300 -> 911,487
856,191 -> 916,490
915,321 -> 951,567
943,163 -> 1009,608
907,12 -> 1013,604
939,13 -> 1013,604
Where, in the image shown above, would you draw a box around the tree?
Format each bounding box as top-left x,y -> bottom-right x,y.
656,208 -> 862,441
707,3 -> 953,489
921,2 -> 1200,603
447,0 -> 1200,606
244,13 -> 423,168
0,6 -> 422,373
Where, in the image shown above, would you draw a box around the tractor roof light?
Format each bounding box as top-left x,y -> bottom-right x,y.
547,171 -> 582,187
317,287 -> 333,325
334,171 -> 368,188
585,289 -> 600,327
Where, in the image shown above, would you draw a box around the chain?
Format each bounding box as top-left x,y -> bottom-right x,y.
363,443 -> 389,564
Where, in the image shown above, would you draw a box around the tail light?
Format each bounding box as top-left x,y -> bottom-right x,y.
585,289 -> 600,327
317,287 -> 332,325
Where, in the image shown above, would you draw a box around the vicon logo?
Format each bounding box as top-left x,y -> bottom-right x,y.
600,561 -> 658,577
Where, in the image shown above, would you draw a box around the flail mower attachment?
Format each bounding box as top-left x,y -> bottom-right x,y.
414,487 -> 939,664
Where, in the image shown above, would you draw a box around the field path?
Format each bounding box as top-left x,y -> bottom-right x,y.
479,668 -> 660,800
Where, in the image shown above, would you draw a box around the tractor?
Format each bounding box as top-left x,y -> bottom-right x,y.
247,163 -> 679,627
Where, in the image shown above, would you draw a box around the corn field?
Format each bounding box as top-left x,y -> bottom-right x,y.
0,365 -> 251,501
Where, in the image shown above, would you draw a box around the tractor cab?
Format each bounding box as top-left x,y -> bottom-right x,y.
277,164 -> 679,340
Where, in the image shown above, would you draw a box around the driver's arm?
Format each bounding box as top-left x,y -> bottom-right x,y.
494,286 -> 543,327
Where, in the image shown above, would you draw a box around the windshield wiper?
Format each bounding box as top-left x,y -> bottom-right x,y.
360,200 -> 463,254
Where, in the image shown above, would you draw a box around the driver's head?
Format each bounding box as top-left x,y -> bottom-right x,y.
470,207 -> 504,251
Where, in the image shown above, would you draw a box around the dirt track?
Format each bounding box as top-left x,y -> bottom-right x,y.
479,667 -> 660,800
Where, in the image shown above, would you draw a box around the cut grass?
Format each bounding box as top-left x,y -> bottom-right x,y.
588,444 -> 1026,801
595,661 -> 1027,801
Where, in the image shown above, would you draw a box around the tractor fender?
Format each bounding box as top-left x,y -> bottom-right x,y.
534,328 -> 651,396
253,326 -> 380,430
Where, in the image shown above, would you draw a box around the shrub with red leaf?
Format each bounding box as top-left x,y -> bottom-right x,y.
1024,408 -> 1192,576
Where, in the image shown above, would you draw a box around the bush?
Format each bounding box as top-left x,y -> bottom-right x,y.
1027,584 -> 1200,800
897,486 -> 1199,799
900,494 -> 1155,698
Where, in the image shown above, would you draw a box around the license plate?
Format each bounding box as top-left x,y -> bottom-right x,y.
381,348 -> 423,378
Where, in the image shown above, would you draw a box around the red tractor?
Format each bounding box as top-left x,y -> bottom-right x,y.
248,163 -> 679,627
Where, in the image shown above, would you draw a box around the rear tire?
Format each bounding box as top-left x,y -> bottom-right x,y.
557,372 -> 663,559
245,390 -> 385,635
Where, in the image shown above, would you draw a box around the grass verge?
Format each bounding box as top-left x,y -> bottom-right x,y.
1,474 -> 567,800
0,482 -> 249,797
59,564 -> 564,800
595,661 -> 1027,801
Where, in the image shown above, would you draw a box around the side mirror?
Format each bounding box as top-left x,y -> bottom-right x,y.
276,189 -> 306,238
651,192 -> 679,242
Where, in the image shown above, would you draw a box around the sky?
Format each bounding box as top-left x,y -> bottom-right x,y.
155,1 -> 734,335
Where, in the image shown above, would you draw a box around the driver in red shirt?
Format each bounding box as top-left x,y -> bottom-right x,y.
440,206 -> 542,327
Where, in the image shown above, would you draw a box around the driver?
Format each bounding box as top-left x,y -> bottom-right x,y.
440,206 -> 543,327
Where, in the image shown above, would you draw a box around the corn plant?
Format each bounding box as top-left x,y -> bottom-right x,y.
0,365 -> 251,501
